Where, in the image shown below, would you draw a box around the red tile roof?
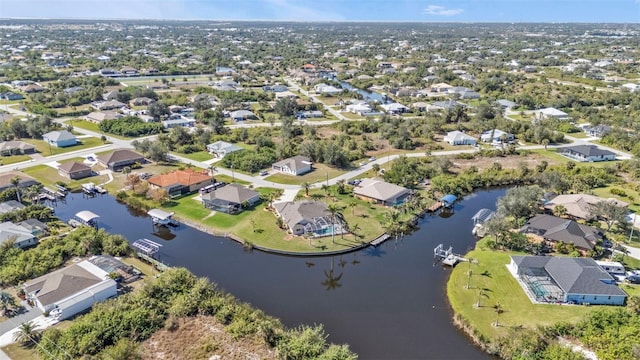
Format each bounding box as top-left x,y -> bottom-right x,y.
148,168 -> 211,187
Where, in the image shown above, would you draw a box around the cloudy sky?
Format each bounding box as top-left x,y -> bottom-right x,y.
0,0 -> 638,22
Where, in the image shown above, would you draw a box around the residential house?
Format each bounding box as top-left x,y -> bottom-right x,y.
0,141 -> 36,155
381,102 -> 409,114
0,92 -> 24,101
102,90 -> 119,101
42,130 -> 77,148
558,145 -> 616,162
586,125 -> 611,138
97,149 -> 145,171
22,84 -> 44,93
0,200 -> 25,215
430,83 -> 453,93
346,102 -> 373,115
272,156 -> 312,176
263,84 -> 289,92
353,179 -> 411,206
429,100 -> 466,112
201,183 -> 260,214
508,255 -> 627,305
412,102 -> 429,112
18,219 -> 47,236
496,99 -> 517,110
147,168 -> 213,197
86,111 -> 121,123
120,66 -> 138,76
0,221 -> 37,248
520,214 -> 603,252
229,110 -> 256,122
296,110 -> 323,119
543,194 -> 628,221
444,131 -> 477,146
93,100 -> 126,111
206,141 -> 244,158
0,172 -> 40,193
58,161 -> 93,180
162,117 -> 196,129
480,129 -> 515,143
23,260 -> 118,320
314,83 -> 342,95
275,91 -> 299,100
274,201 -> 346,237
130,97 -> 155,106
536,107 -> 570,120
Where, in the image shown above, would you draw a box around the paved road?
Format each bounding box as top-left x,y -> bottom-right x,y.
285,77 -> 347,121
623,245 -> 640,261
0,307 -> 42,346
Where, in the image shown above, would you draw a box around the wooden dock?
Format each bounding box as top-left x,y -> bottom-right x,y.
426,201 -> 443,212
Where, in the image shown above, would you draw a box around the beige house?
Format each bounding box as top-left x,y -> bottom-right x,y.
544,194 -> 628,220
353,179 -> 411,207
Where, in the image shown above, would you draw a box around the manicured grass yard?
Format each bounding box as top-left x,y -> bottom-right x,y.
22,164 -> 108,191
448,239 -> 595,341
0,155 -> 31,166
265,163 -> 348,185
171,151 -> 212,162
2,343 -> 38,360
23,137 -> 105,156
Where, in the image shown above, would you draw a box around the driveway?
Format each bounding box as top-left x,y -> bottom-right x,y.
0,307 -> 42,347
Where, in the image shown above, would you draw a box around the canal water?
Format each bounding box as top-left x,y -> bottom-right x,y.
53,188 -> 506,359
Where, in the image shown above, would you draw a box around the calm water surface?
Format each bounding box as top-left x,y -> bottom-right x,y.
53,188 -> 506,359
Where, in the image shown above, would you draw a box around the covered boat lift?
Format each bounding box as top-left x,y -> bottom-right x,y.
147,209 -> 177,226
74,210 -> 100,227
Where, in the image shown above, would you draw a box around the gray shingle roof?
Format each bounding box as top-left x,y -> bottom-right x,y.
521,214 -> 601,250
559,145 -> 615,158
202,184 -> 259,205
43,130 -> 76,142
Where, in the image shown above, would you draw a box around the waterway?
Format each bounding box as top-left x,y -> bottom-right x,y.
52,188 -> 506,359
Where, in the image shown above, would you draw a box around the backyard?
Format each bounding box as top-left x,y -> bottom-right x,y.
22,137 -> 105,156
22,163 -> 109,191
264,163 -> 348,185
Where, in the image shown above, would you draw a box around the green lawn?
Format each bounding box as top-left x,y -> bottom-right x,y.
66,120 -> 131,140
2,343 -> 38,360
448,239 -> 595,341
0,155 -> 31,166
264,164 -> 348,185
22,164 -> 108,191
22,137 -> 105,156
172,151 -> 212,162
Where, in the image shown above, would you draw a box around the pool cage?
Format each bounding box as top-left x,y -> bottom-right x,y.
518,267 -> 565,303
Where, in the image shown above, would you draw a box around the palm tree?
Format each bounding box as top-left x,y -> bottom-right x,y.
350,223 -> 360,240
11,176 -> 21,203
492,303 -> 504,327
0,291 -> 16,317
322,258 -> 343,291
349,201 -> 357,216
326,203 -> 344,244
321,184 -> 330,197
208,164 -> 217,177
301,182 -> 311,197
336,179 -> 346,194
13,321 -> 41,345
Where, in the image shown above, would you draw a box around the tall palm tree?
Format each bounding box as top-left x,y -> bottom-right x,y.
326,203 -> 344,244
350,223 -> 360,240
13,321 -> 41,345
322,258 -> 343,291
10,176 -> 21,203
349,201 -> 357,216
301,182 -> 311,197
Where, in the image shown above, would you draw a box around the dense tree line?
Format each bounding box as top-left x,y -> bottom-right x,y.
0,204 -> 56,223
0,226 -> 130,286
221,147 -> 278,174
37,268 -> 357,359
99,116 -> 164,137
0,116 -> 59,141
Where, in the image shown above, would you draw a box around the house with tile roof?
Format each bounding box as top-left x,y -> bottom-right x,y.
508,255 -> 626,305
544,194 -> 628,221
148,168 -> 213,197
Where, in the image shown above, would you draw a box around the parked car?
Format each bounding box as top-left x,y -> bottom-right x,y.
369,156 -> 376,161
259,170 -> 269,176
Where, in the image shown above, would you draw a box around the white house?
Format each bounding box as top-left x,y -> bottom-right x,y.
0,222 -> 37,248
272,155 -> 312,176
558,145 -> 616,162
536,107 -> 570,120
314,83 -> 342,95
480,129 -> 514,143
381,102 -> 409,114
23,260 -> 117,320
444,131 -> 477,146
206,141 -> 244,158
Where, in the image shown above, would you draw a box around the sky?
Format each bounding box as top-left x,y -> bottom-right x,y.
0,0 -> 639,23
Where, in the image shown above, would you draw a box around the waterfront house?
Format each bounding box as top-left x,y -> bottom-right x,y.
0,200 -> 25,215
557,145 -> 616,162
201,183 -> 260,214
0,221 -> 37,248
58,161 -> 93,180
18,219 -> 47,237
508,255 -> 627,305
353,179 -> 411,206
0,140 -> 36,155
42,130 -> 78,148
520,214 -> 602,252
480,129 -> 514,143
0,172 -> 40,193
274,201 -> 346,237
314,83 -> 342,95
543,194 -> 628,221
23,260 -> 118,320
381,102 -> 409,114
272,156 -> 312,176
206,141 -> 244,158
444,131 -> 477,146
97,149 -> 145,171
148,168 -> 213,197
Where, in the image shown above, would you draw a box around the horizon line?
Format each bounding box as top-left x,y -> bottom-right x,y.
0,17 -> 636,25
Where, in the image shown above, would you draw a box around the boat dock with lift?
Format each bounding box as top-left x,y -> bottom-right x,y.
147,208 -> 179,227
434,243 -> 468,266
